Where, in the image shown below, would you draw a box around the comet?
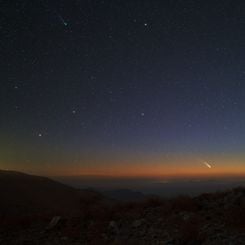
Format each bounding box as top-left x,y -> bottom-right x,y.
58,14 -> 68,26
203,161 -> 212,169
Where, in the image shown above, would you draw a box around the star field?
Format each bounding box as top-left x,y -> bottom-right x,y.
1,0 -> 245,176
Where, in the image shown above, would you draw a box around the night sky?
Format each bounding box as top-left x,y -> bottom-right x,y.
1,0 -> 245,177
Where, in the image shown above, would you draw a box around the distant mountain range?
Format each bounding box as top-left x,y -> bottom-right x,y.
102,188 -> 148,201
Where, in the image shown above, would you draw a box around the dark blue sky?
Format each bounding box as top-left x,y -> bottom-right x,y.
1,0 -> 245,175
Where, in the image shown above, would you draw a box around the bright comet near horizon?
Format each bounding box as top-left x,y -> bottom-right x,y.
203,161 -> 212,169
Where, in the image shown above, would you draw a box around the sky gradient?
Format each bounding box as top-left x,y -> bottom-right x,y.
1,0 -> 245,177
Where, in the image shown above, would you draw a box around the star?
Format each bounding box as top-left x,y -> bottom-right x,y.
141,112 -> 145,116
38,133 -> 42,137
223,125 -> 228,130
81,122 -> 87,129
72,110 -> 76,114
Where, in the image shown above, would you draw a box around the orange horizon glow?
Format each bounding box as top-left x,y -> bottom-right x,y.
4,153 -> 243,179
54,165 -> 245,179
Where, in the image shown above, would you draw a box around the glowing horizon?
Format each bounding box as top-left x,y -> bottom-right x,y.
2,152 -> 244,178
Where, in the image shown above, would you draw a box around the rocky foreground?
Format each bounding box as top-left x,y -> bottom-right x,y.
2,187 -> 245,244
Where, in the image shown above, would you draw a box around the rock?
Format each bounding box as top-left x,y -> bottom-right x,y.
132,219 -> 145,228
61,236 -> 68,241
178,211 -> 192,221
108,220 -> 119,234
46,216 -> 61,230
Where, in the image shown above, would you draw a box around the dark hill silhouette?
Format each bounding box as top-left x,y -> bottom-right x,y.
0,170 -> 103,217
